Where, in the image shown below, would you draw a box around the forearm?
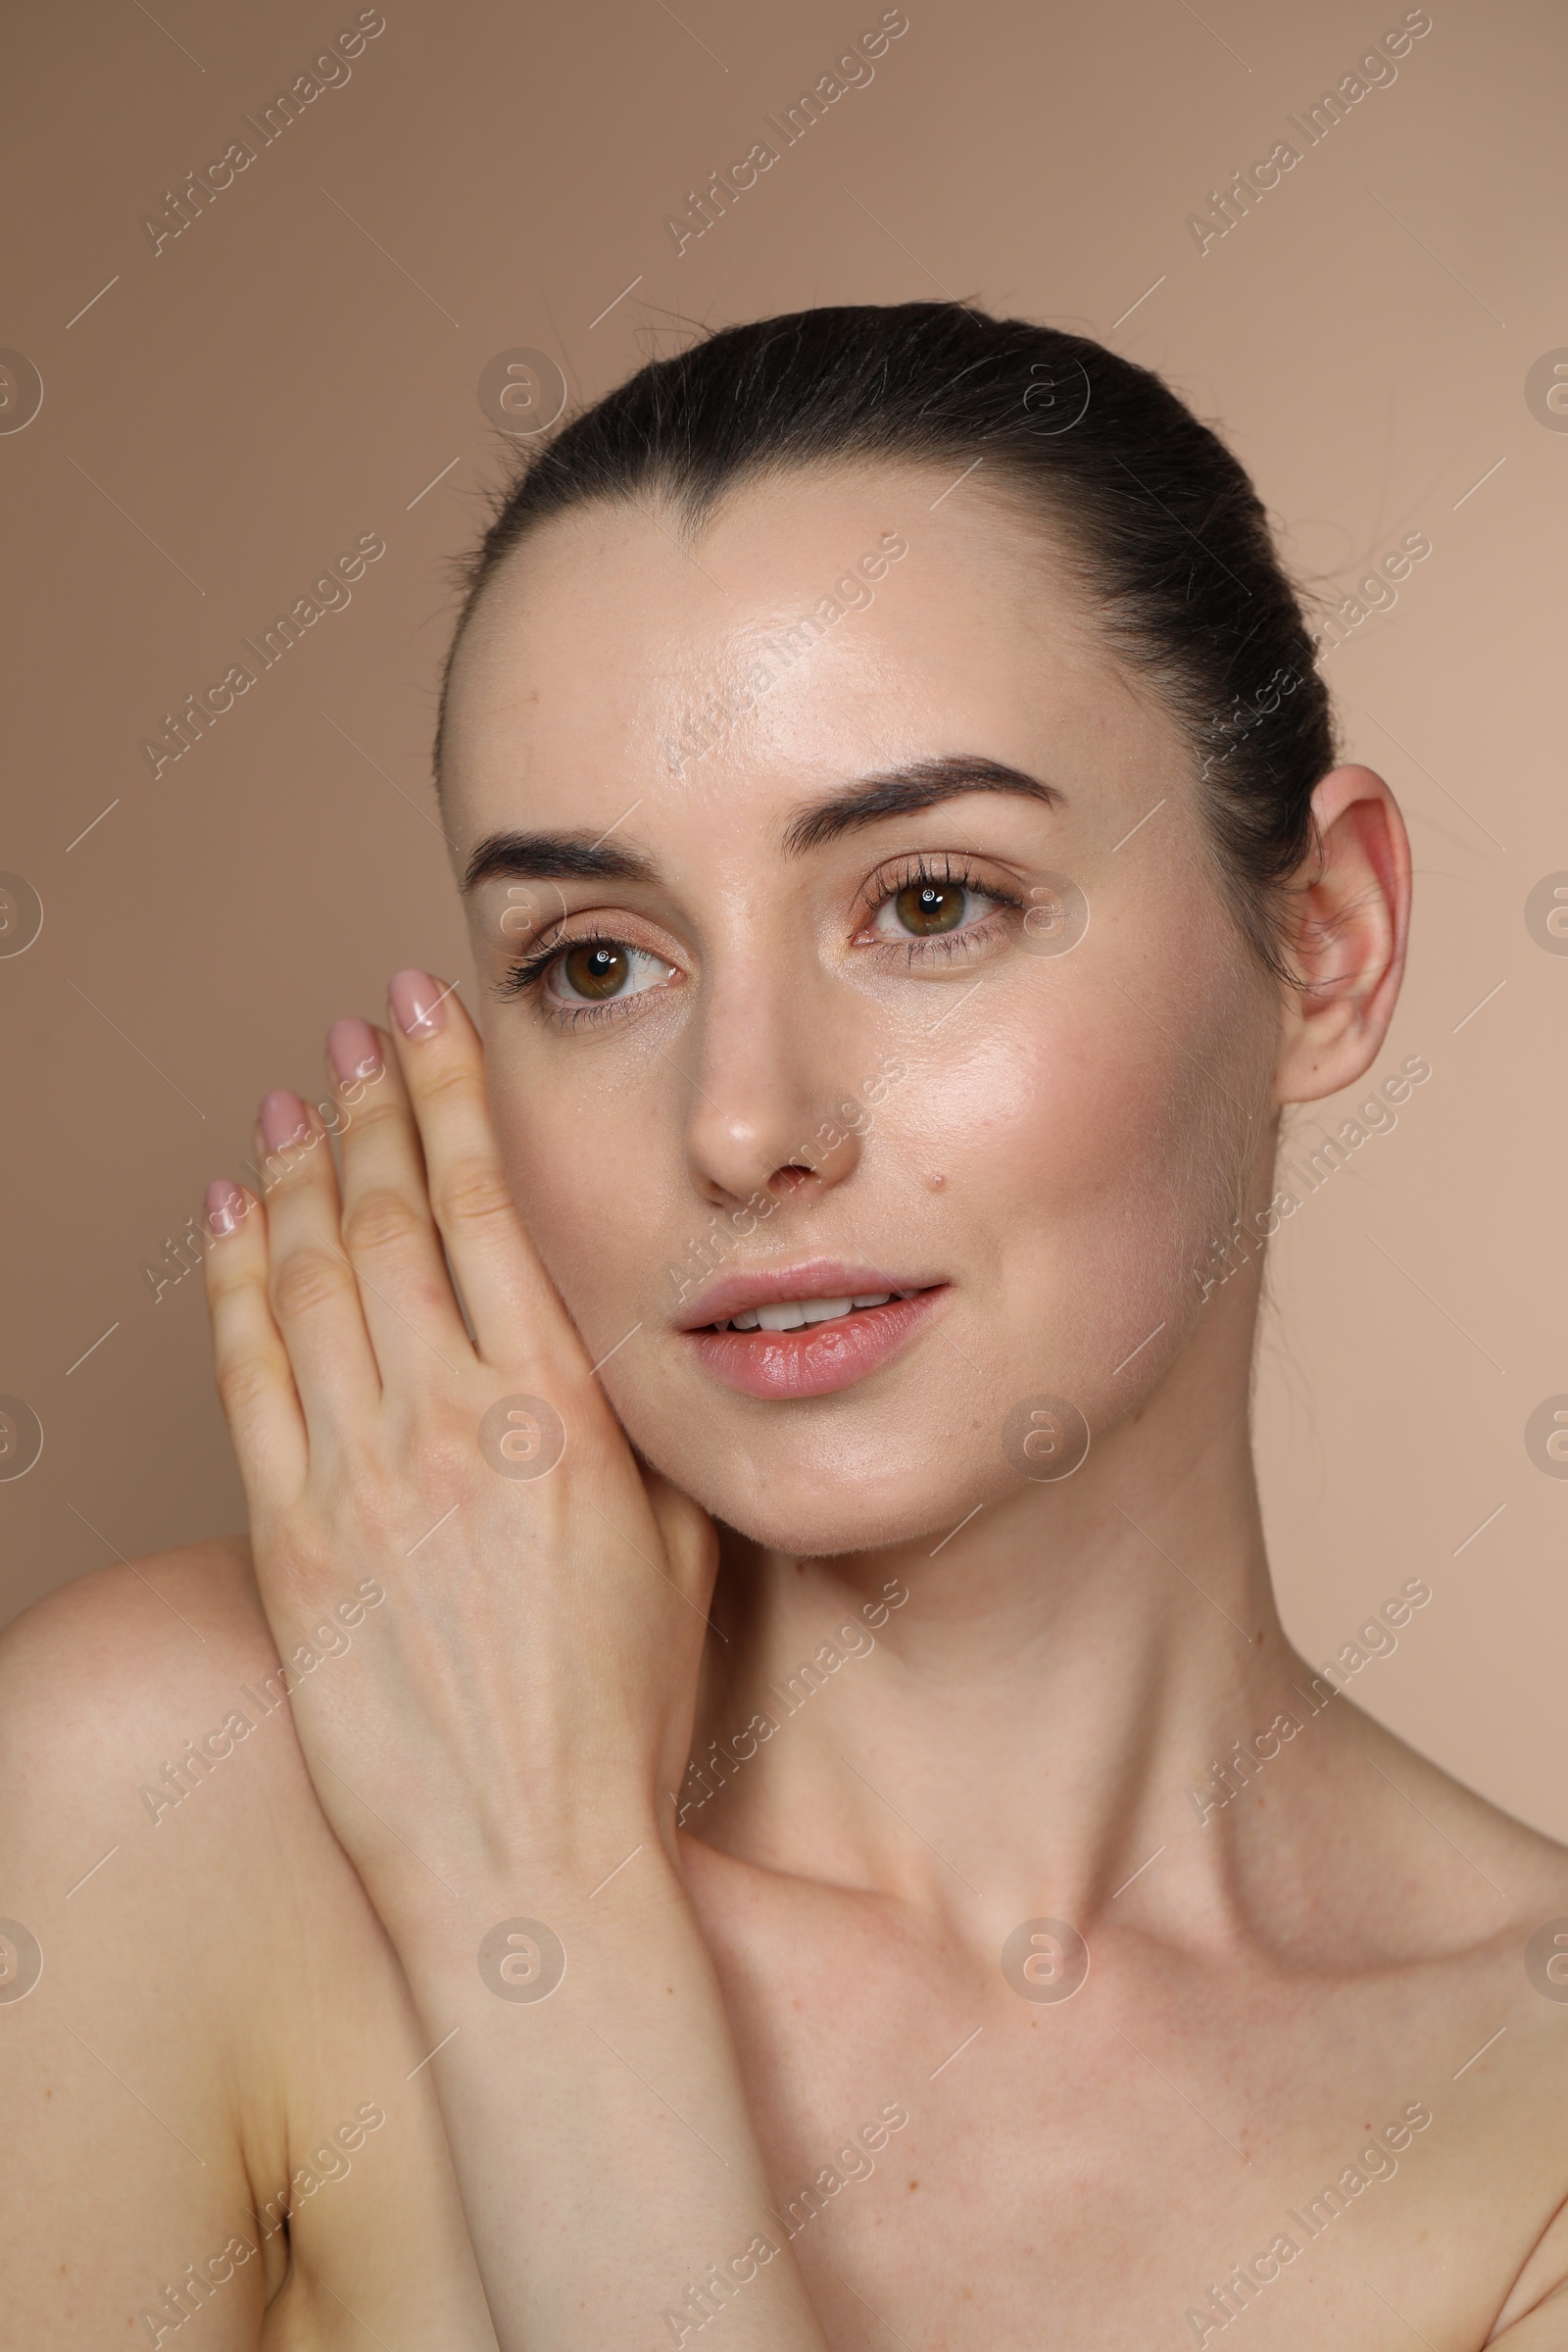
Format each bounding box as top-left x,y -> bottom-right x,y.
396,1834 -> 831,2352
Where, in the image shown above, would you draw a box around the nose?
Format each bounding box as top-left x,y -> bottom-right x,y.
676,959 -> 865,1213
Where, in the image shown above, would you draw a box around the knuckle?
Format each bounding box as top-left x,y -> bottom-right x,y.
271,1245 -> 354,1322
433,1155 -> 515,1235
216,1348 -> 282,1423
341,1185 -> 429,1259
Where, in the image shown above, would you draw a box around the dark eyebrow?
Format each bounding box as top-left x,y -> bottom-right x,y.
780,754 -> 1063,855
461,753 -> 1063,895
462,829 -> 658,895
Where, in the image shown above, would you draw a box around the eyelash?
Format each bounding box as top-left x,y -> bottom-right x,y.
496,854 -> 1027,1029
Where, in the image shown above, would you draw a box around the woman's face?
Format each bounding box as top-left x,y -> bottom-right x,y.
441,463 -> 1280,1556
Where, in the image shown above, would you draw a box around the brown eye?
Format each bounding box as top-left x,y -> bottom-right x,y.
895,881 -> 967,935
561,942 -> 630,1000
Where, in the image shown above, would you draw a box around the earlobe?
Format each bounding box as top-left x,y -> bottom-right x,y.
1274,763 -> 1411,1105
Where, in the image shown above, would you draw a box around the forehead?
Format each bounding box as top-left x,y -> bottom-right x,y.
440,462 -> 1160,847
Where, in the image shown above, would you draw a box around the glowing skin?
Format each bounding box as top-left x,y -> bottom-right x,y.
445,464 -> 1282,1562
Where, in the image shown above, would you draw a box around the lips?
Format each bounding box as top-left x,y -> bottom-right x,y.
675,1260 -> 950,1400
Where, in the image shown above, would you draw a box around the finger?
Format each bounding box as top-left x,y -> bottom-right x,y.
250,1088 -> 383,1436
381,969 -> 585,1375
202,1180 -> 308,1504
322,1012 -> 479,1385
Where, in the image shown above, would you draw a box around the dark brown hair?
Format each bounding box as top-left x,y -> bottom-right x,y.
437,300 -> 1335,978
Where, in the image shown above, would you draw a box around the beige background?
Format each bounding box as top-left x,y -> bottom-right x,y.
3,0 -> 1565,1835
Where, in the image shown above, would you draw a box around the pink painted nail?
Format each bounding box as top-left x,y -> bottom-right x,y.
326,1015 -> 383,1085
389,968 -> 448,1040
260,1088 -> 312,1152
205,1179 -> 246,1239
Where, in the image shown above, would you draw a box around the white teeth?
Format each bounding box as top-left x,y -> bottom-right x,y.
756,1299 -> 809,1331
717,1294 -> 893,1332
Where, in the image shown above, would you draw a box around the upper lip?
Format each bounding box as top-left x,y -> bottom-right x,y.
674,1259 -> 947,1333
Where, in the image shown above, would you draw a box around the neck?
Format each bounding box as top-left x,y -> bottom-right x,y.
685,1290 -> 1322,1946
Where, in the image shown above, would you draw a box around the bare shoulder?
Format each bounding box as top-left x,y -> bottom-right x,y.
0,1538 -> 436,2340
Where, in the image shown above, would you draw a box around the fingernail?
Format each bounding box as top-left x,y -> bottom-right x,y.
206,1179 -> 247,1239
260,1088 -> 312,1152
327,1015 -> 383,1085
389,968 -> 448,1040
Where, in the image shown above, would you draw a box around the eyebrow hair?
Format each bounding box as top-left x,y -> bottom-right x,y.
462,829 -> 658,894
460,752 -> 1063,895
780,753 -> 1064,855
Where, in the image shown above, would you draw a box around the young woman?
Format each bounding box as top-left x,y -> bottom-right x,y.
5,301 -> 1567,2348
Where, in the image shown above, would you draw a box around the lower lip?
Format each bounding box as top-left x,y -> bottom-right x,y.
684,1289 -> 948,1400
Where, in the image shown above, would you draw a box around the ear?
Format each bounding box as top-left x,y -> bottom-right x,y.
1274,764 -> 1412,1106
